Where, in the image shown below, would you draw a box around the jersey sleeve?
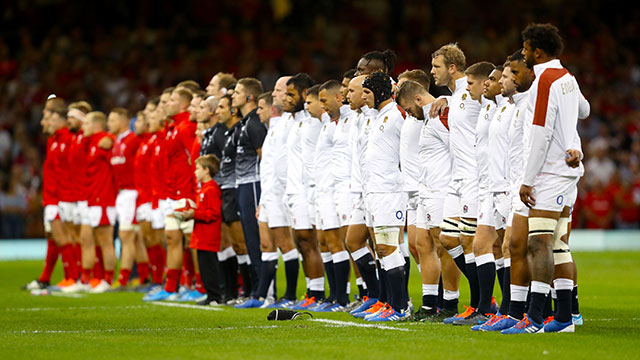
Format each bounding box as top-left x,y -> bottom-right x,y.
248,119 -> 268,150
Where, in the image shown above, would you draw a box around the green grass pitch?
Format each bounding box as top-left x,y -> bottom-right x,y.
1,252 -> 639,359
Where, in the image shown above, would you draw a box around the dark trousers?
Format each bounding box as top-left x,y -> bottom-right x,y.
236,181 -> 262,296
197,250 -> 224,303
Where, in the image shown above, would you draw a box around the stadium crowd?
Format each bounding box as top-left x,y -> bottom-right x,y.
1,2 -> 639,239
17,17 -> 607,334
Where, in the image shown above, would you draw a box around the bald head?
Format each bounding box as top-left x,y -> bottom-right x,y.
272,76 -> 292,109
347,75 -> 367,111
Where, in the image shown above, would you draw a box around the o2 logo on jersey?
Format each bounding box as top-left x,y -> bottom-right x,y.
556,195 -> 564,206
379,125 -> 385,132
395,211 -> 403,220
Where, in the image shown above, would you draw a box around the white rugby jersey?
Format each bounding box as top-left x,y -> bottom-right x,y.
418,103 -> 452,199
301,112 -> 323,188
348,109 -> 364,193
448,76 -> 482,180
259,115 -> 281,203
508,91 -> 528,193
332,105 -> 354,188
400,114 -> 422,192
273,112 -> 294,192
488,99 -> 515,192
523,59 -> 586,186
285,110 -> 307,195
364,101 -> 405,193
475,95 -> 500,193
357,106 -> 378,194
315,113 -> 336,192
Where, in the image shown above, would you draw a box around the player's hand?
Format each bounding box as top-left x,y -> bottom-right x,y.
565,149 -> 581,168
519,185 -> 535,208
98,136 -> 113,149
429,98 -> 448,118
255,205 -> 261,219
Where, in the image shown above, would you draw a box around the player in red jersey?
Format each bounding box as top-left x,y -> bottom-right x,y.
108,107 -> 142,289
84,111 -> 118,293
23,97 -> 75,291
145,87 -> 198,301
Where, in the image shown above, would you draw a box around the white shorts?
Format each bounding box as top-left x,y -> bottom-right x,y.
530,173 -> 579,213
58,201 -> 75,223
334,189 -> 354,227
478,191 -> 510,230
366,192 -> 408,228
406,191 -> 419,227
443,178 -> 479,219
74,201 -> 90,226
316,190 -> 341,231
136,202 -> 153,223
115,189 -> 138,230
151,206 -> 165,230
349,192 -> 367,226
364,193 -> 373,228
260,195 -> 292,228
306,187 -> 317,227
43,205 -> 60,233
284,192 -> 313,230
89,205 -> 116,228
418,197 -> 449,230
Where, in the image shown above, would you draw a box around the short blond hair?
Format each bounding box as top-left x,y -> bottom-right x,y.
87,111 -> 107,127
432,43 -> 466,71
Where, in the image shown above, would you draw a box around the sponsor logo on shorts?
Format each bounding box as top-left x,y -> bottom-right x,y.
479,212 -> 483,219
427,213 -> 431,222
395,211 -> 403,220
556,195 -> 564,206
342,214 -> 347,220
463,205 -> 469,214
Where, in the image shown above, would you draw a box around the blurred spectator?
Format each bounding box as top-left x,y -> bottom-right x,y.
0,165 -> 29,238
582,179 -> 616,229
615,180 -> 640,229
585,136 -> 616,186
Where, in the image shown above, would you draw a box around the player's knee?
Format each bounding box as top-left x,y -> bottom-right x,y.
527,217 -> 556,255
553,217 -> 573,265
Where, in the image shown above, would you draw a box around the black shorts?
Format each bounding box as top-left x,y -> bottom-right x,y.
222,188 -> 241,223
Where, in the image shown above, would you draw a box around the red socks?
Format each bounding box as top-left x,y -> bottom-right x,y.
147,245 -> 165,285
137,262 -> 150,284
195,273 -> 205,294
60,244 -> 75,280
39,238 -> 59,283
104,270 -> 114,285
81,268 -> 92,284
93,246 -> 104,279
118,268 -> 131,287
73,243 -> 82,278
181,250 -> 194,287
165,269 -> 180,293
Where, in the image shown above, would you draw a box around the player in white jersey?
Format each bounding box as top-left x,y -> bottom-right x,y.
397,79 -> 461,322
360,72 -> 408,321
344,75 -> 384,317
506,24 -> 586,334
312,80 -> 352,311
282,73 -> 326,310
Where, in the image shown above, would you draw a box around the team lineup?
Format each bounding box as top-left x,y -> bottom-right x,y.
25,23 -> 587,334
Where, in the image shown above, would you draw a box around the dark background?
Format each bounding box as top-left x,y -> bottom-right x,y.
1,0 -> 639,237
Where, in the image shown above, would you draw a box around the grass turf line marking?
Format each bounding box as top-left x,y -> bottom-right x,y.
50,292 -> 88,298
311,319 -> 411,331
150,301 -> 223,311
5,305 -> 146,312
13,325 -> 280,335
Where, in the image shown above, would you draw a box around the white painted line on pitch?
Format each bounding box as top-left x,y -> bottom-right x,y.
149,301 -> 223,311
5,305 -> 145,312
14,325 -> 280,335
50,292 -> 88,298
311,319 -> 410,331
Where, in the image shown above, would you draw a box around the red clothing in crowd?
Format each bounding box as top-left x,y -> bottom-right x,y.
583,189 -> 615,229
86,132 -> 117,207
110,130 -> 141,191
134,133 -> 152,206
68,129 -> 89,201
189,180 -> 222,252
148,131 -> 169,207
166,111 -> 196,200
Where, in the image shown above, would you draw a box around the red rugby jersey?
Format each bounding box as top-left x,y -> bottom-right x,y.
42,137 -> 57,206
68,130 -> 89,201
148,131 -> 169,206
110,130 -> 141,191
189,180 -> 222,252
86,132 -> 117,207
50,127 -> 74,202
134,133 -> 152,205
166,112 -> 196,200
